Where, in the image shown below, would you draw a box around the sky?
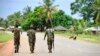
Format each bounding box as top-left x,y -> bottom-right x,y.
0,0 -> 81,19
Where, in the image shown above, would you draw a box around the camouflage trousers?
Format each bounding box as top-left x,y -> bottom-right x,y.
14,41 -> 20,53
14,44 -> 19,53
29,39 -> 36,53
47,40 -> 54,52
14,38 -> 20,53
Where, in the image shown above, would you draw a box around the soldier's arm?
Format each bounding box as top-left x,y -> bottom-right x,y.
52,29 -> 55,39
44,31 -> 47,40
53,32 -> 54,39
27,31 -> 29,36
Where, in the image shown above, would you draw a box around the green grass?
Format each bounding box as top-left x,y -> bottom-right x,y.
0,32 -> 13,43
78,34 -> 100,43
55,31 -> 100,44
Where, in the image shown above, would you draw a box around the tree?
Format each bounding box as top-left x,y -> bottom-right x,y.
71,19 -> 87,34
71,0 -> 95,21
4,20 -> 9,28
71,0 -> 100,26
0,17 -> 8,28
0,17 -> 4,27
7,11 -> 22,26
22,6 -> 46,31
0,17 -> 3,21
22,6 -> 75,30
52,10 -> 73,28
22,6 -> 32,20
42,0 -> 58,28
91,0 -> 100,26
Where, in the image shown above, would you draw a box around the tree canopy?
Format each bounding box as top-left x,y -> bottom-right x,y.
71,0 -> 100,26
21,6 -> 74,31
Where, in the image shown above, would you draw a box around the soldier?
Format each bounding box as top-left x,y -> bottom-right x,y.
44,27 -> 54,53
27,25 -> 36,53
12,25 -> 22,53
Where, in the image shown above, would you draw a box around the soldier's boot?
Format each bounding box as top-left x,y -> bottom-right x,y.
15,45 -> 17,53
32,47 -> 34,53
31,48 -> 34,53
30,49 -> 34,53
31,50 -> 33,53
15,50 -> 17,53
48,46 -> 52,53
15,49 -> 19,53
30,47 -> 32,53
32,43 -> 35,53
48,45 -> 52,53
30,46 -> 34,53
16,45 -> 19,53
49,49 -> 52,53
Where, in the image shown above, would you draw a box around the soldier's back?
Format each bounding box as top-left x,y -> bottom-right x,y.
27,29 -> 35,38
27,29 -> 35,43
46,29 -> 54,40
13,28 -> 20,38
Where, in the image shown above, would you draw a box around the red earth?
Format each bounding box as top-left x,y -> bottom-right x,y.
0,40 -> 14,56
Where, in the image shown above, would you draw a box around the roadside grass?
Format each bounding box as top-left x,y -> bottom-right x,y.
55,31 -> 100,44
0,31 -> 13,43
78,34 -> 100,43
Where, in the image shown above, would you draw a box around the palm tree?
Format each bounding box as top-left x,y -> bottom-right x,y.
7,11 -> 21,26
91,0 -> 100,26
23,6 -> 32,20
42,0 -> 58,28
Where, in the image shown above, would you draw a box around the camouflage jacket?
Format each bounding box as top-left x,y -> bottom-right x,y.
44,28 -> 54,41
27,29 -> 36,42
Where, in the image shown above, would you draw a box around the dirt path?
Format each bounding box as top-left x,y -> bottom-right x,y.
0,40 -> 14,56
13,32 -> 100,56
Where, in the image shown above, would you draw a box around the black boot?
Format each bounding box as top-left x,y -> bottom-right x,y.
15,50 -> 17,53
49,49 -> 52,53
16,46 -> 19,53
31,50 -> 34,53
30,48 -> 34,53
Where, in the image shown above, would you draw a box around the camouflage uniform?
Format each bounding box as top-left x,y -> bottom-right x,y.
44,28 -> 54,53
27,29 -> 36,53
12,28 -> 21,53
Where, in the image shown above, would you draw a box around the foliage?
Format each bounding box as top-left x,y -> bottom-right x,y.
71,0 -> 95,21
21,5 -> 75,31
0,17 -> 8,28
7,11 -> 22,26
91,0 -> 100,26
71,0 -> 100,26
55,31 -> 100,43
52,10 -> 73,28
42,0 -> 58,28
0,17 -> 4,27
22,6 -> 46,31
22,6 -> 32,20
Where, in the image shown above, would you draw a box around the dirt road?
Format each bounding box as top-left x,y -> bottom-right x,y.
0,32 -> 100,56
13,32 -> 100,56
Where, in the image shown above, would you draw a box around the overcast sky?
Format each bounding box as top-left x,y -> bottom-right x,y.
0,0 -> 81,19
